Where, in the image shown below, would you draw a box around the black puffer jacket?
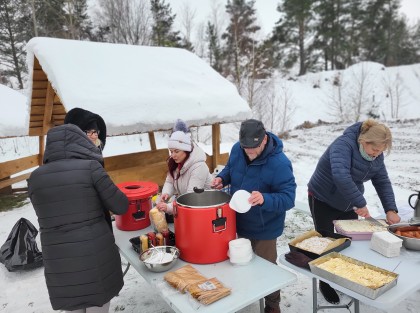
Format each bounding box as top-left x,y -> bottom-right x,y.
28,124 -> 129,311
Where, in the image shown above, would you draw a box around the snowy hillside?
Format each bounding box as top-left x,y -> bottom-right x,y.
269,62 -> 420,132
1,118 -> 419,313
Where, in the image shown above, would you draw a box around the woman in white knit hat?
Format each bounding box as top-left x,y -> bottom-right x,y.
156,119 -> 212,214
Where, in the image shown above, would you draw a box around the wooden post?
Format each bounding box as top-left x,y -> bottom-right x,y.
39,82 -> 55,164
38,136 -> 44,165
212,123 -> 221,171
148,132 -> 157,150
0,177 -> 12,194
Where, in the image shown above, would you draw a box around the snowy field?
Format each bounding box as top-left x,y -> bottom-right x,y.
1,119 -> 419,313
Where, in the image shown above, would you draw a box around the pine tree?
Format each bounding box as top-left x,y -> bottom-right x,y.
150,0 -> 181,47
33,0 -> 66,38
313,0 -> 354,70
360,0 -> 401,66
206,21 -> 222,72
221,0 -> 261,91
272,0 -> 314,75
62,0 -> 91,40
0,0 -> 32,89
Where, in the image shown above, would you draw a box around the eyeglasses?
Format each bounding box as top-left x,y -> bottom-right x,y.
85,129 -> 100,136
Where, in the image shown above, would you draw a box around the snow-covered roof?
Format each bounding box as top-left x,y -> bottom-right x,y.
0,84 -> 28,137
25,37 -> 251,136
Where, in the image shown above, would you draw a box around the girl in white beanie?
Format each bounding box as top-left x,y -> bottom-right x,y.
156,119 -> 212,214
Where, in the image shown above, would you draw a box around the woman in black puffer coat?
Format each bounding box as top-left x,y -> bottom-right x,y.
28,124 -> 129,312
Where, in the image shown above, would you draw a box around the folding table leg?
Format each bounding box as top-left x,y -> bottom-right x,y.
312,278 -> 318,313
123,263 -> 131,276
354,299 -> 360,313
312,277 -> 360,313
259,298 -> 264,313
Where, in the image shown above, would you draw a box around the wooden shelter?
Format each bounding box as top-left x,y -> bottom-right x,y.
0,37 -> 251,191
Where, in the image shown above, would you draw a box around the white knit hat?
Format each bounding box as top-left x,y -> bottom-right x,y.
168,131 -> 192,151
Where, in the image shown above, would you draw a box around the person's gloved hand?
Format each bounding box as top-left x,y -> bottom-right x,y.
285,251 -> 313,269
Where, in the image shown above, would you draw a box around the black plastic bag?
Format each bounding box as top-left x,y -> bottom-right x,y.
0,218 -> 43,272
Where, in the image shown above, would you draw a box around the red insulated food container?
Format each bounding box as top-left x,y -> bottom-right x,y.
174,188 -> 236,264
115,181 -> 158,231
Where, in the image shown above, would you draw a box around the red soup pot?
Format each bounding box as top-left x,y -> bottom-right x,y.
115,181 -> 158,231
174,188 -> 236,264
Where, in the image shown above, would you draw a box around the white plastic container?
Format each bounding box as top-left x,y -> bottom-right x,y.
370,231 -> 403,257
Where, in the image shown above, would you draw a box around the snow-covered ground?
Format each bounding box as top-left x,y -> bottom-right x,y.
1,119 -> 419,313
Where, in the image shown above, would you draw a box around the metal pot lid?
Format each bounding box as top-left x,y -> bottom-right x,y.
176,189 -> 231,208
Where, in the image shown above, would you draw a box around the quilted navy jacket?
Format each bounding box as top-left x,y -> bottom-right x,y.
28,124 -> 129,311
308,122 -> 397,212
217,132 -> 296,240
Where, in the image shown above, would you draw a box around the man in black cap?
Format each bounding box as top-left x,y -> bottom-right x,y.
212,119 -> 296,313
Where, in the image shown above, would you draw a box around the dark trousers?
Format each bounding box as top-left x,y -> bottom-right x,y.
308,194 -> 357,233
249,238 -> 280,309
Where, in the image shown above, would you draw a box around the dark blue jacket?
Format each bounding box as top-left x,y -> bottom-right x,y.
218,132 -> 296,240
308,122 -> 397,212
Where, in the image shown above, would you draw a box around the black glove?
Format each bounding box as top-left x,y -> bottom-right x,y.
285,251 -> 313,269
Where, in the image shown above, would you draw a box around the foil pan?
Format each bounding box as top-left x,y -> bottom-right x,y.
309,252 -> 398,299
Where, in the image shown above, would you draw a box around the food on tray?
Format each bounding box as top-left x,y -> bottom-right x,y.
334,219 -> 387,233
394,225 -> 420,238
295,236 -> 334,254
187,277 -> 231,305
316,257 -> 395,289
149,207 -> 169,233
289,230 -> 351,257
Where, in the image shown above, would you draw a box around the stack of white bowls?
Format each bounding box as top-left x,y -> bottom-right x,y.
228,238 -> 253,265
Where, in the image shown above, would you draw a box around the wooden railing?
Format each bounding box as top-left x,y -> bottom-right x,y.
0,150 -> 229,193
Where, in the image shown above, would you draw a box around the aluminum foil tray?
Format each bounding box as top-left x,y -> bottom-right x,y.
309,252 -> 398,299
333,219 -> 387,240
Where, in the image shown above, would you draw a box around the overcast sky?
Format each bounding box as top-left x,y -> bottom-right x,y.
169,0 -> 420,36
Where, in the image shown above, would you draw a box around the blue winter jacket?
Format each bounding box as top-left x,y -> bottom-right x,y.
218,132 -> 296,240
308,122 -> 397,212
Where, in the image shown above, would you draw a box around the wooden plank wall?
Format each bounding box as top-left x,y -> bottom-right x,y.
29,57 -> 66,137
0,155 -> 39,190
104,149 -> 229,188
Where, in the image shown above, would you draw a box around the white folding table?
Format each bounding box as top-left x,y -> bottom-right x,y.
279,240 -> 420,313
113,225 -> 297,313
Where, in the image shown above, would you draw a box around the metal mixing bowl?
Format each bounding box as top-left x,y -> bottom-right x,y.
139,246 -> 180,272
387,223 -> 420,251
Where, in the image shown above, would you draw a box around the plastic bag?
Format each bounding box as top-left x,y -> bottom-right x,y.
285,251 -> 313,269
149,207 -> 169,233
0,218 -> 43,272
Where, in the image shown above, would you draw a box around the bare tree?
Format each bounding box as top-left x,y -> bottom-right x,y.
94,0 -> 152,45
209,0 -> 227,39
194,21 -> 206,58
348,62 -> 373,122
327,71 -> 351,121
28,0 -> 38,36
178,1 -> 195,46
256,78 -> 295,134
382,72 -> 406,119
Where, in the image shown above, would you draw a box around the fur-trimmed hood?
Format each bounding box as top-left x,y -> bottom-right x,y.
64,108 -> 107,148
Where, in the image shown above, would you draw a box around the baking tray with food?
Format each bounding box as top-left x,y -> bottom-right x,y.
309,252 -> 398,299
333,219 -> 388,240
129,230 -> 176,254
289,229 -> 351,259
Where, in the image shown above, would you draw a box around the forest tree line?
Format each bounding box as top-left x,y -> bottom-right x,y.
1,0 -> 419,110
